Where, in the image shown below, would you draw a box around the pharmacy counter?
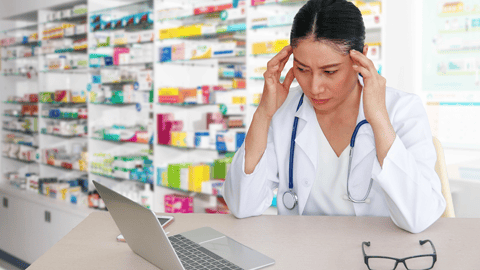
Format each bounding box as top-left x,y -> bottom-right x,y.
27,212 -> 480,269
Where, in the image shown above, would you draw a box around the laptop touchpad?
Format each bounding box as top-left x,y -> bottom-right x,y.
201,237 -> 274,269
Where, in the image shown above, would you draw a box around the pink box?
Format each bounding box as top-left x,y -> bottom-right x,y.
165,194 -> 193,213
205,207 -> 230,214
113,47 -> 130,65
171,43 -> 185,61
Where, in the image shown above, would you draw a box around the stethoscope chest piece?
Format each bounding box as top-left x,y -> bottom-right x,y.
283,190 -> 298,210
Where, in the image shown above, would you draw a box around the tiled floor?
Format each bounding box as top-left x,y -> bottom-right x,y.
0,259 -> 23,270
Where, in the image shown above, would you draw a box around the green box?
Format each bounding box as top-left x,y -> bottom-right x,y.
168,163 -> 191,189
213,157 -> 232,180
40,92 -> 54,103
111,90 -> 124,104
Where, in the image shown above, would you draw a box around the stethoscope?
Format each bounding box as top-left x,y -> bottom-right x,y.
283,94 -> 374,210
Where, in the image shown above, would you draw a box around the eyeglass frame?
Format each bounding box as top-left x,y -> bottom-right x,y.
362,239 -> 437,270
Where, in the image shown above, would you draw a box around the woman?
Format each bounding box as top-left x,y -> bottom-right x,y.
223,0 -> 446,233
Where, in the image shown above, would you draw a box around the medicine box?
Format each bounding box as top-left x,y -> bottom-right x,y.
165,194 -> 193,213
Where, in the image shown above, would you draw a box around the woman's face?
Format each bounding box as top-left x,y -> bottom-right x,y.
292,39 -> 362,115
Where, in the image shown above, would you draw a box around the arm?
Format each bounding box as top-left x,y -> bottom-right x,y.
372,95 -> 446,233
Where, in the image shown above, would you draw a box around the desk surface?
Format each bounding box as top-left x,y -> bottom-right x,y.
27,212 -> 480,269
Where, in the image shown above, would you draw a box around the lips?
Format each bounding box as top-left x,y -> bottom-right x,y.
312,98 -> 330,104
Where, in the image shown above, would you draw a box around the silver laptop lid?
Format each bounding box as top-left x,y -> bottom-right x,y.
92,180 -> 184,270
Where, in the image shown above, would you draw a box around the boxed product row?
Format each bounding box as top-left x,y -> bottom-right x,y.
42,120 -> 87,137
2,65 -> 38,77
38,144 -> 88,171
157,157 -> 232,193
165,194 -> 229,214
159,22 -> 246,40
46,4 -> 87,21
112,30 -> 154,46
3,133 -> 38,147
157,112 -> 245,149
89,44 -> 154,66
3,118 -> 38,133
4,104 -> 38,116
158,86 -> 212,104
2,46 -> 38,59
45,55 -> 88,70
159,42 -> 244,62
2,144 -> 36,161
39,90 -> 87,103
42,23 -> 87,40
90,153 -> 153,183
251,11 -> 296,29
92,125 -> 152,144
99,68 -> 153,89
41,38 -> 87,54
90,11 -> 153,32
252,39 -> 289,55
42,107 -> 87,119
0,33 -> 38,47
4,94 -> 38,103
89,86 -> 153,104
218,64 -> 246,78
156,0 -> 245,20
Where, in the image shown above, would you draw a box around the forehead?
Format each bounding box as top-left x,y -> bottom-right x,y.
292,39 -> 348,67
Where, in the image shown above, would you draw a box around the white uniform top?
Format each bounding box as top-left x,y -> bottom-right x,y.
303,123 -> 355,216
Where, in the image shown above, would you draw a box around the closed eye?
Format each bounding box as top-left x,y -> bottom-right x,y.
325,70 -> 337,74
297,67 -> 307,72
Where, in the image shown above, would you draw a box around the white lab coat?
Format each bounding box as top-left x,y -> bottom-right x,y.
223,76 -> 446,234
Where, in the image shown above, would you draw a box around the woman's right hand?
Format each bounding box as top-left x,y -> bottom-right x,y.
258,45 -> 295,119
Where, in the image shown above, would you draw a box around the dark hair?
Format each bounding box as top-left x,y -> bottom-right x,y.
290,0 -> 365,54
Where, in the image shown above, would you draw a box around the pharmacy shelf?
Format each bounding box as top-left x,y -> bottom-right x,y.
91,137 -> 151,145
157,184 -> 223,197
0,183 -> 96,218
3,101 -> 38,105
251,0 -> 307,7
2,156 -> 37,164
40,102 -> 87,106
40,162 -> 87,173
89,102 -> 138,106
40,132 -> 87,139
90,62 -> 154,69
2,142 -> 39,149
156,103 -> 218,107
157,55 -> 246,65
156,144 -> 236,154
2,128 -> 37,136
42,13 -> 87,24
101,81 -> 136,86
40,68 -> 89,73
41,116 -> 87,121
90,172 -> 128,182
1,55 -> 39,61
0,41 -> 39,48
3,114 -> 38,118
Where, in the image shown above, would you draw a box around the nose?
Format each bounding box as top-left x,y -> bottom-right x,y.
310,74 -> 326,95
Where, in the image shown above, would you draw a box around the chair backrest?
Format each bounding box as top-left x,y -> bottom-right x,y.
432,136 -> 455,218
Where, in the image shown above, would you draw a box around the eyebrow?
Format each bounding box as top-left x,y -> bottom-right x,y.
293,58 -> 342,69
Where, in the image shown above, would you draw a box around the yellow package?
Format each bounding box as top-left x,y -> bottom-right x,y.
252,39 -> 289,55
178,24 -> 203,38
188,165 -> 210,192
232,96 -> 246,104
171,131 -> 187,147
159,87 -> 179,97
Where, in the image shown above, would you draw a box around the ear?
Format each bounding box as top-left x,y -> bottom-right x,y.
362,44 -> 369,56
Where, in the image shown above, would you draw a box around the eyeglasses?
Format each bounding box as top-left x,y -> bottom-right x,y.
362,240 -> 437,270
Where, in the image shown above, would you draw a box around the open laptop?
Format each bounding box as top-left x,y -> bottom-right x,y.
92,180 -> 275,270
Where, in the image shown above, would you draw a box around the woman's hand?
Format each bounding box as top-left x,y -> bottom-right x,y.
258,45 -> 295,119
350,47 -> 387,125
350,46 -> 396,167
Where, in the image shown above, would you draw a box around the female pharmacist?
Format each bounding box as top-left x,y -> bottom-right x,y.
223,0 -> 446,233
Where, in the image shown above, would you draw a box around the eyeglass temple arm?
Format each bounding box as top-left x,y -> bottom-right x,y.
419,239 -> 437,255
362,242 -> 370,263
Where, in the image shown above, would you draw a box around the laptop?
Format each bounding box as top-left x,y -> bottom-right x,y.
92,180 -> 275,270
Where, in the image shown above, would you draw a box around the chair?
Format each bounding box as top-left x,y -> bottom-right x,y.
432,136 -> 455,218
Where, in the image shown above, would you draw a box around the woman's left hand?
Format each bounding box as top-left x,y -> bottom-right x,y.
349,47 -> 388,125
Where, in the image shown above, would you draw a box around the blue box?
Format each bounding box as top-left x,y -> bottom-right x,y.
160,46 -> 172,62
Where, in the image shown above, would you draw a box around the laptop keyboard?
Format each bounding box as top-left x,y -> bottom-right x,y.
169,234 -> 243,270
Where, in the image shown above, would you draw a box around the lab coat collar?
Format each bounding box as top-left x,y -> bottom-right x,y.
293,95 -> 318,172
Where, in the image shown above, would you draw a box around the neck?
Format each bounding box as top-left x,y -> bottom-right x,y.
315,81 -> 362,125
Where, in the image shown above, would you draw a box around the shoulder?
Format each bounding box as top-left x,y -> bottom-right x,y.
385,87 -> 423,114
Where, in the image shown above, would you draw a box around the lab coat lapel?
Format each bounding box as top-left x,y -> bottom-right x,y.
292,96 -> 318,215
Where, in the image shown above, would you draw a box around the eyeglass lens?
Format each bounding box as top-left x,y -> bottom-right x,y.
368,256 -> 434,270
